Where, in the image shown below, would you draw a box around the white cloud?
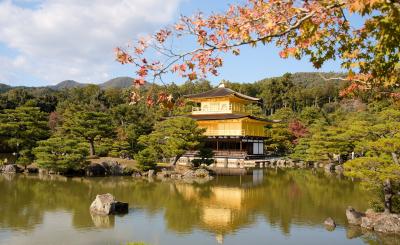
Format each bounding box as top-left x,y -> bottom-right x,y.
0,0 -> 184,85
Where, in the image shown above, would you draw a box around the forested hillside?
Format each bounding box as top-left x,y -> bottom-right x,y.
0,83 -> 11,93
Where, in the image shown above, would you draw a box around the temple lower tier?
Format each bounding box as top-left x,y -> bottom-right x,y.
178,136 -> 267,169
204,136 -> 265,158
182,136 -> 266,161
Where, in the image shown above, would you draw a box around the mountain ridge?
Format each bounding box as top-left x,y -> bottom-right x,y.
1,72 -> 346,91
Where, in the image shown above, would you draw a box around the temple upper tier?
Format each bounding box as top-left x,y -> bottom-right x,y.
185,83 -> 261,115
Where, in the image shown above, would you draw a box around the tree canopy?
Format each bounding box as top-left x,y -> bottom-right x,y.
116,0 -> 400,104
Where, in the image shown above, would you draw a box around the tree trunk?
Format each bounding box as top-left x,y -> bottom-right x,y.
383,179 -> 393,213
392,152 -> 399,164
89,140 -> 96,157
172,154 -> 182,166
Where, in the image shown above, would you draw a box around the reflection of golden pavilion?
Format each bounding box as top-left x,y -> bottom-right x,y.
203,207 -> 233,227
175,184 -> 254,244
176,185 -> 244,209
180,82 -> 273,168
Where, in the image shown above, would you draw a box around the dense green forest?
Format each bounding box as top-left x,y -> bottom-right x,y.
1,72 -> 399,212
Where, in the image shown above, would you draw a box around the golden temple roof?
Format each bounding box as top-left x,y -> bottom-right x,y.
185,87 -> 261,102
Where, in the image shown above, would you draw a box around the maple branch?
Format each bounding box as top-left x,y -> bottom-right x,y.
148,2 -> 346,80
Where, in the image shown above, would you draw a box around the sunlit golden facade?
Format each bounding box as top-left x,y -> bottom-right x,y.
185,83 -> 271,160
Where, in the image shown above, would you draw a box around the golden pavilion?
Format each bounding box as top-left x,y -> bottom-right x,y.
180,82 -> 272,168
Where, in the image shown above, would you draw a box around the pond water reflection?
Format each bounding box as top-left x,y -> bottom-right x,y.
0,170 -> 398,245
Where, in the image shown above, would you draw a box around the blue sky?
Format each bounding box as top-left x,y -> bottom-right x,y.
0,0 -> 355,87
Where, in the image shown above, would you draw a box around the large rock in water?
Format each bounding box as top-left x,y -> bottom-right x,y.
346,206 -> 365,225
90,193 -> 128,215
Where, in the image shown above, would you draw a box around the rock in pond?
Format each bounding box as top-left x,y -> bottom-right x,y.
346,206 -> 365,225
324,217 -> 336,230
90,193 -> 128,215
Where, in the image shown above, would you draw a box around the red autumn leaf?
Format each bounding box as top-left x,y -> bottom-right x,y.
133,78 -> 146,88
146,95 -> 155,107
289,120 -> 308,139
137,66 -> 148,77
114,48 -> 132,64
157,92 -> 168,103
188,72 -> 197,81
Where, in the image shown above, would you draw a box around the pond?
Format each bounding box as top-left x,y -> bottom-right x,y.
0,170 -> 398,245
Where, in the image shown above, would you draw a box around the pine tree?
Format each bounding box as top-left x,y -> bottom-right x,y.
0,106 -> 50,166
62,110 -> 115,157
138,117 -> 205,166
33,137 -> 89,173
344,108 -> 400,213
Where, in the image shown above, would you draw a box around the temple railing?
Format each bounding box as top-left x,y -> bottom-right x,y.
184,150 -> 247,158
191,103 -> 248,114
205,129 -> 244,136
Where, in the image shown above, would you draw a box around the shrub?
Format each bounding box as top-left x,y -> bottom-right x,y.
135,148 -> 157,171
109,141 -> 132,158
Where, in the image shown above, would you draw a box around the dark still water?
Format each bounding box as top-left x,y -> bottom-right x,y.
0,170 -> 398,245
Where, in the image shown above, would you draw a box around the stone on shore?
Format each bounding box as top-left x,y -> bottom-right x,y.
26,165 -> 39,173
89,193 -> 128,215
86,163 -> 106,177
335,165 -> 344,173
132,171 -> 142,178
182,170 -> 195,179
148,169 -> 155,177
346,207 -> 400,233
86,160 -> 132,177
324,163 -> 335,172
156,170 -> 171,178
346,206 -> 365,225
1,164 -> 22,174
360,209 -> 400,233
194,168 -> 211,178
101,160 -> 125,176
